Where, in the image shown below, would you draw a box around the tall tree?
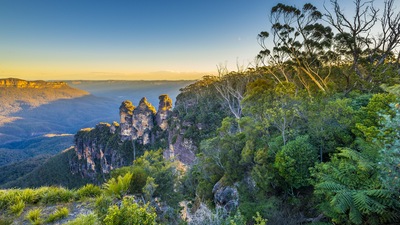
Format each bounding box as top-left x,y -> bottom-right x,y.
258,3 -> 333,94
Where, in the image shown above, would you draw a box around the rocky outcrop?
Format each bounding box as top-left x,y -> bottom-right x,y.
131,97 -> 156,145
212,180 -> 239,213
156,94 -> 172,131
119,100 -> 135,141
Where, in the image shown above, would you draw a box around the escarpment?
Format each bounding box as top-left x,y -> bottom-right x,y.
70,94 -> 197,183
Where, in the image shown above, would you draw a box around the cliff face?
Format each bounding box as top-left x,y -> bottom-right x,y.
70,123 -> 127,182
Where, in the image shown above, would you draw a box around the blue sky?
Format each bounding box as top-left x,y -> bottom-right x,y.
0,0 -> 394,80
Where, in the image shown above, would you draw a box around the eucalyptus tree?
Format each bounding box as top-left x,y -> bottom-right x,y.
257,3 -> 334,94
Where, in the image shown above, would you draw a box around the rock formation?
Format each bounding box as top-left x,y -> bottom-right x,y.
131,97 -> 156,145
212,180 -> 239,213
71,94 -> 189,183
156,94 -> 173,131
119,100 -> 135,141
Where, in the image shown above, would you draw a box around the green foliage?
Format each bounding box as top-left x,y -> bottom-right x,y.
253,212 -> 268,225
94,195 -> 113,222
134,150 -> 181,206
111,166 -> 148,195
76,184 -> 102,199
103,196 -> 156,225
2,147 -> 89,189
377,104 -> 400,193
174,76 -> 230,145
46,207 -> 69,223
274,135 -> 317,190
64,213 -> 98,225
307,97 -> 355,160
143,177 -> 158,202
313,148 -> 400,224
25,208 -> 43,225
355,93 -> 397,142
0,216 -> 13,225
38,186 -> 75,204
9,199 -> 25,216
103,172 -> 133,199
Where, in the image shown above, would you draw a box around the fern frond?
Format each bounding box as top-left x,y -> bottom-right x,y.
316,181 -> 346,192
349,206 -> 363,225
331,191 -> 352,214
353,191 -> 372,213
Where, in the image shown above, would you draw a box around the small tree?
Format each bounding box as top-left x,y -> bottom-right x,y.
274,135 -> 317,193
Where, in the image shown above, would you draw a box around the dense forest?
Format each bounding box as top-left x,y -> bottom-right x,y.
1,0 -> 400,224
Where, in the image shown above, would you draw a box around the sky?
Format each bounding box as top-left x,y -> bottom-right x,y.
0,0 -> 395,80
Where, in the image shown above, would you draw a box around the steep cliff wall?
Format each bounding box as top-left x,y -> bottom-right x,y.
70,123 -> 129,182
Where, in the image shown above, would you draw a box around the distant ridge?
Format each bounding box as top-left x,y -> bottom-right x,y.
0,78 -> 68,88
0,78 -> 89,124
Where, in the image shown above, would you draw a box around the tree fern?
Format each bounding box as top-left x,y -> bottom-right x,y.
313,148 -> 400,224
103,172 -> 133,199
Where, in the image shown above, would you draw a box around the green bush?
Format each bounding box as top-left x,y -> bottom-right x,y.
103,197 -> 156,225
94,195 -> 113,221
26,208 -> 43,225
103,173 -> 132,199
9,199 -> 25,216
46,207 -> 69,223
39,187 -> 75,204
76,184 -> 102,199
274,135 -> 317,190
19,189 -> 39,204
111,166 -> 149,194
64,213 -> 98,225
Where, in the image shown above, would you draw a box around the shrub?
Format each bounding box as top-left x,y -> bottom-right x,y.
26,208 -> 43,225
20,189 -> 39,204
274,135 -> 317,190
94,195 -> 113,221
64,213 -> 98,225
9,199 -> 25,216
103,173 -> 132,199
75,184 -> 102,199
103,197 -> 156,225
46,207 -> 69,223
39,187 -> 75,204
